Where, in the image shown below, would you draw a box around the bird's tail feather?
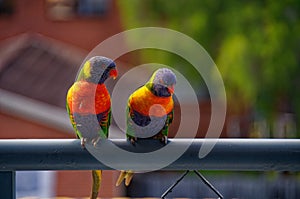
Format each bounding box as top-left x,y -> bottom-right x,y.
91,170 -> 102,199
116,170 -> 134,186
116,170 -> 126,186
125,171 -> 134,186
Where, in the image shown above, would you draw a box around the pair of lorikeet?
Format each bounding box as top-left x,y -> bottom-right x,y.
66,56 -> 176,199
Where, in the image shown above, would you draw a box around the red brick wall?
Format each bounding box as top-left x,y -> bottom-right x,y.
56,170 -> 121,197
0,112 -> 73,138
0,0 -> 123,51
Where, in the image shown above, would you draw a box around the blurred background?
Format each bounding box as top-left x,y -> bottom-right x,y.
0,0 -> 299,198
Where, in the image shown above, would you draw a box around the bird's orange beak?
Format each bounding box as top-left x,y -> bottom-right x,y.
168,85 -> 175,94
109,68 -> 118,80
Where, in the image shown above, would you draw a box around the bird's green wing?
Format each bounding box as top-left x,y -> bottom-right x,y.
126,105 -> 134,139
161,109 -> 174,137
66,100 -> 82,138
98,108 -> 111,138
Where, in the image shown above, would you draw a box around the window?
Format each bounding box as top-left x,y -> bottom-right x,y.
77,0 -> 109,16
16,171 -> 56,198
46,0 -> 110,20
0,0 -> 14,16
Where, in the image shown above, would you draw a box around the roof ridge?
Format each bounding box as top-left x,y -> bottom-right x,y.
0,33 -> 87,71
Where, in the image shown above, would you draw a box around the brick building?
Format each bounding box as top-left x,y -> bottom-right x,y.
0,0 -> 126,197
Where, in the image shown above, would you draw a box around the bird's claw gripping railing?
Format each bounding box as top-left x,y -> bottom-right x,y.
0,138 -> 300,199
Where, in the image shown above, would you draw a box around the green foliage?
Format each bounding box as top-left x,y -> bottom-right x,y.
117,0 -> 300,133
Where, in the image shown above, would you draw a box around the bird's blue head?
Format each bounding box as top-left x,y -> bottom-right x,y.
78,56 -> 117,84
148,68 -> 177,97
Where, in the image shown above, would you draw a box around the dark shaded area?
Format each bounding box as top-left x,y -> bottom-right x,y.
127,171 -> 300,199
0,38 -> 80,108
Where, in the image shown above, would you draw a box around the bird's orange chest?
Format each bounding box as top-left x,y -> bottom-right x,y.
67,81 -> 111,114
129,86 -> 173,117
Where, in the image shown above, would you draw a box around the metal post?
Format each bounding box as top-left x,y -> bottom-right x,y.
0,171 -> 16,199
194,170 -> 224,199
161,170 -> 190,198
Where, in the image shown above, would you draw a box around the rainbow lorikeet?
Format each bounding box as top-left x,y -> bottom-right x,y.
116,68 -> 177,187
66,56 -> 117,199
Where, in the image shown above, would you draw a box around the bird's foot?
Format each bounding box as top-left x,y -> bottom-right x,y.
129,137 -> 137,146
81,137 -> 101,148
80,138 -> 87,148
91,137 -> 101,147
155,133 -> 168,145
161,135 -> 168,145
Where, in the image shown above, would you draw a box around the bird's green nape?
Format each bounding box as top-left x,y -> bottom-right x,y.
148,69 -> 157,84
76,60 -> 91,81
